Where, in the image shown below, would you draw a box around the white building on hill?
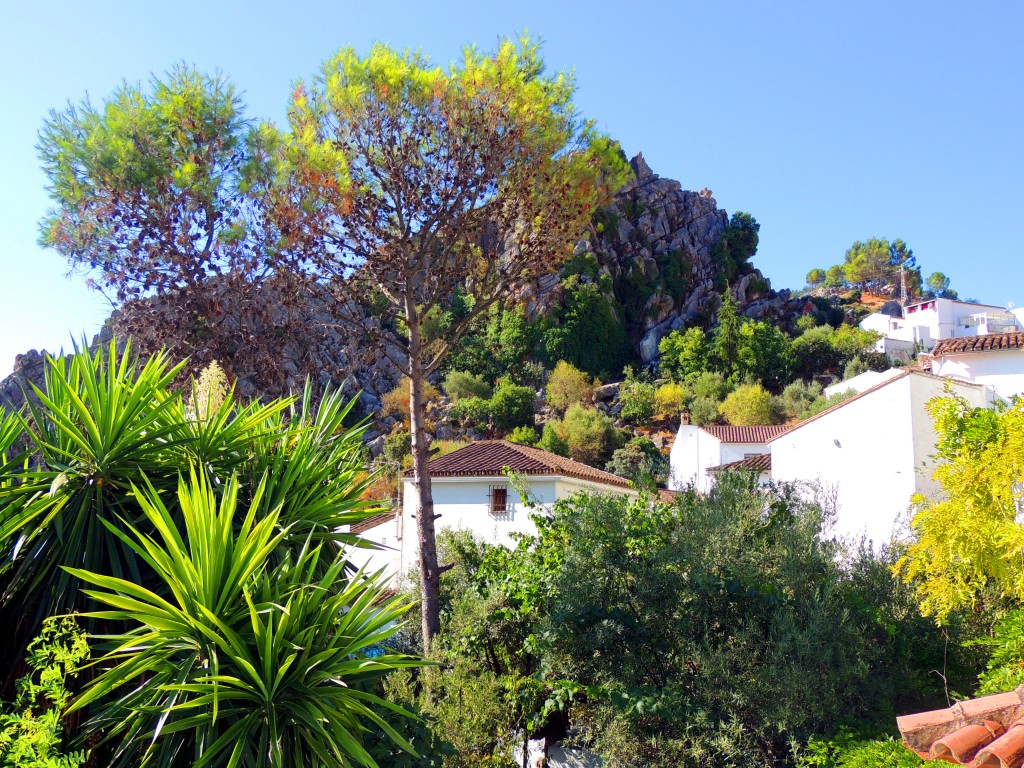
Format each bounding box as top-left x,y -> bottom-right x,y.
347,440 -> 635,581
860,298 -> 1024,357
929,331 -> 1024,400
769,370 -> 996,545
668,424 -> 790,494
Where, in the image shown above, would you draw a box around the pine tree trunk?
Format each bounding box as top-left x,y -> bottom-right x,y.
406,326 -> 442,652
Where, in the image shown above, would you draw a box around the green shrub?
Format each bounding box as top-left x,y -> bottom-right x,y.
688,396 -> 721,426
719,383 -> 783,426
506,425 -> 539,446
443,370 -> 492,402
545,361 -> 594,414
539,421 -> 569,456
449,396 -> 492,428
539,276 -> 633,378
382,429 -> 412,468
658,327 -> 711,381
489,379 -> 536,431
799,733 -> 926,768
0,617 -> 89,768
604,437 -> 668,487
690,370 -> 731,402
618,370 -> 656,424
781,380 -> 825,420
562,404 -> 621,466
654,381 -> 687,419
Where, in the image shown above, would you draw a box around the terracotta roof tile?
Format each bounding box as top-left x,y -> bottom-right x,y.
897,686 -> 1024,766
698,425 -> 790,443
349,511 -> 396,535
706,454 -> 771,473
933,331 -> 1024,356
404,440 -> 632,490
657,488 -> 682,504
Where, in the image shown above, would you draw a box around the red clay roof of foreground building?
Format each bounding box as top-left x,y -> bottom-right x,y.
698,425 -> 790,443
897,686 -> 1024,766
404,440 -> 633,490
706,454 -> 772,473
933,332 -> 1024,356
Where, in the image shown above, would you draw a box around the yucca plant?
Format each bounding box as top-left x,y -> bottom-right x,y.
69,468 -> 421,767
0,340 -> 386,686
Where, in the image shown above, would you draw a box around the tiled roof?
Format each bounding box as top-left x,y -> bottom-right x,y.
706,454 -> 771,473
933,332 -> 1024,356
404,440 -> 632,490
349,511 -> 396,535
897,686 -> 1024,766
698,425 -> 790,443
657,488 -> 682,504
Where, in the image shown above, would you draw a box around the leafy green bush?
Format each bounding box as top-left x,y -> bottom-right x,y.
798,733 -> 926,768
0,617 -> 89,768
489,379 -> 536,431
719,382 -> 783,425
781,380 -> 824,420
561,404 -> 621,466
688,396 -> 721,426
690,370 -> 731,402
654,381 -> 687,419
449,396 -> 492,429
443,370 -> 493,402
658,327 -> 711,381
462,476 -> 955,768
735,320 -> 796,390
539,422 -> 569,456
540,276 -> 634,378
604,437 -> 668,487
506,425 -> 539,446
617,370 -> 656,424
383,429 -> 413,469
545,361 -> 593,414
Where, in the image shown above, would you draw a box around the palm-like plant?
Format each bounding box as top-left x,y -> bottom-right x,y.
69,469 -> 420,767
0,340 -> 386,685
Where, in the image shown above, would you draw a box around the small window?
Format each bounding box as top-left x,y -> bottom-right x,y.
489,486 -> 510,519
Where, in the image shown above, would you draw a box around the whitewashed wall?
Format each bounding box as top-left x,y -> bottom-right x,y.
392,475 -> 634,580
669,425 -> 772,493
770,373 -> 992,545
931,349 -> 1024,399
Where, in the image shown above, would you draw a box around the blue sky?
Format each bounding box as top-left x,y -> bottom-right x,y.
2,0 -> 1022,374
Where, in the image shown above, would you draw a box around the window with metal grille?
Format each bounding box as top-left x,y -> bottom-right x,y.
488,486 -> 510,519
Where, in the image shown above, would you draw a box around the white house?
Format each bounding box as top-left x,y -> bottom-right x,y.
349,440 -> 635,582
929,331 -> 1024,400
860,298 -> 1021,355
705,454 -> 772,487
668,424 -> 789,493
769,369 -> 997,545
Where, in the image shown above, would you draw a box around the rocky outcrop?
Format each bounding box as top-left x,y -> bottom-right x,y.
546,152 -> 776,364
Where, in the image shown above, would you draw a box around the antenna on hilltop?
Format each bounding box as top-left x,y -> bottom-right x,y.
900,265 -> 908,306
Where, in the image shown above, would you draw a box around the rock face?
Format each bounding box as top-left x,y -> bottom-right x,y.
0,153 -> 800,412
541,152 -> 776,364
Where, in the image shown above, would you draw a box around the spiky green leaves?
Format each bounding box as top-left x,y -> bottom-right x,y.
69,470 -> 420,768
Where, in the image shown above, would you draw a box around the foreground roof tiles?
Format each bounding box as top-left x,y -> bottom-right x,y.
706,454 -> 771,473
698,425 -> 790,443
897,686 -> 1024,766
405,440 -> 632,490
932,331 -> 1024,356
